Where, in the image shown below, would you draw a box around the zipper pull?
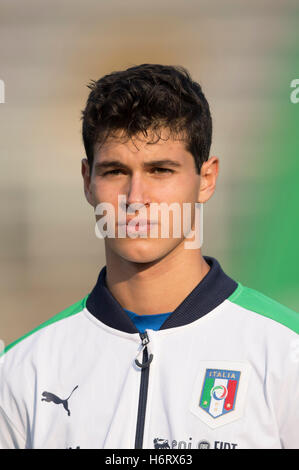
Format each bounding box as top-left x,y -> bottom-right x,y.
135,332 -> 154,369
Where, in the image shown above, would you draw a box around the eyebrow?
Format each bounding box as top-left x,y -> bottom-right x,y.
94,159 -> 182,171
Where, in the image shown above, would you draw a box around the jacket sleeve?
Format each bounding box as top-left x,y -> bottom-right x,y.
276,336 -> 299,449
0,407 -> 26,449
0,352 -> 27,449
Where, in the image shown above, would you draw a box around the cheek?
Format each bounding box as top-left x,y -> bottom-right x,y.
159,189 -> 198,207
156,175 -> 199,204
91,181 -> 118,205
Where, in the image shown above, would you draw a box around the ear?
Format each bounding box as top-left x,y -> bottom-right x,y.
197,156 -> 219,203
81,158 -> 95,207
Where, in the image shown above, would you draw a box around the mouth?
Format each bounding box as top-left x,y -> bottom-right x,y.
117,220 -> 158,235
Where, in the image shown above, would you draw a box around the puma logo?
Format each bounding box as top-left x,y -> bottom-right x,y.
41,385 -> 78,416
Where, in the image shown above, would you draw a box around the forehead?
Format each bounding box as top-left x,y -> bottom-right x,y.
94,128 -> 190,161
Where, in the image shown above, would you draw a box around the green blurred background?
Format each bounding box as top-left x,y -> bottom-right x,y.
0,0 -> 298,347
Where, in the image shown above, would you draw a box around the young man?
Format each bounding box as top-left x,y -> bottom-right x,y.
0,64 -> 298,449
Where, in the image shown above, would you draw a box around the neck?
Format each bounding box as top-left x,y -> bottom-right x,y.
104,244 -> 210,315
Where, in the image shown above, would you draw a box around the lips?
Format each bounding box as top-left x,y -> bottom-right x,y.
130,219 -> 156,226
118,219 -> 158,227
117,219 -> 158,235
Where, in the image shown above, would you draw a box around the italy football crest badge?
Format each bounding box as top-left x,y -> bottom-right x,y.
190,361 -> 251,429
199,368 -> 240,418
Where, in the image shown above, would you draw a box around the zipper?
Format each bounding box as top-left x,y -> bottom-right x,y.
134,331 -> 153,449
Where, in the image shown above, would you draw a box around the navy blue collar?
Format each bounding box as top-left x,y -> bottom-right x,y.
86,255 -> 238,334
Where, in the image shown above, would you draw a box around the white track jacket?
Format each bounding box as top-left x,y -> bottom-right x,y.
0,256 -> 298,449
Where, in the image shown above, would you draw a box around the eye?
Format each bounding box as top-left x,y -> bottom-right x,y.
150,167 -> 174,174
102,169 -> 125,176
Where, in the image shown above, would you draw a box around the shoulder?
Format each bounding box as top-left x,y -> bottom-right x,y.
0,295 -> 89,363
227,282 -> 299,335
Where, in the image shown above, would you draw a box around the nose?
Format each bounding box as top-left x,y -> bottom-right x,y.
125,172 -> 150,211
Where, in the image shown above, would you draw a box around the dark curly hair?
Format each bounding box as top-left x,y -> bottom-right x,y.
81,64 -> 212,174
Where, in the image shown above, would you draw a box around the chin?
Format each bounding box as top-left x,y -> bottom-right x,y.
107,237 -> 181,265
